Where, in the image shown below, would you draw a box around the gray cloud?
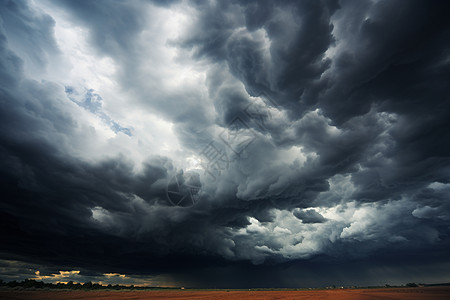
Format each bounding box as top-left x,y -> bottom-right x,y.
293,209 -> 327,223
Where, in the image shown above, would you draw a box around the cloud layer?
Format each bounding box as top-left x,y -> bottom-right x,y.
1,0 -> 449,287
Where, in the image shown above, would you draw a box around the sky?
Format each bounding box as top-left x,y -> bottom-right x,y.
0,0 -> 449,288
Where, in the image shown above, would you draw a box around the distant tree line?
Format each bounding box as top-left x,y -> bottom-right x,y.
0,279 -> 175,290
1,279 -> 448,290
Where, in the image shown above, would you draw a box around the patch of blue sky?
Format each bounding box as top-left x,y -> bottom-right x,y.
65,86 -> 132,136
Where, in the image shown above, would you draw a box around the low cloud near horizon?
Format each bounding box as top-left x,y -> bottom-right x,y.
1,0 -> 449,288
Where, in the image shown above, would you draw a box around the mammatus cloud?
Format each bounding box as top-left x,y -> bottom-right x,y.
0,0 -> 449,288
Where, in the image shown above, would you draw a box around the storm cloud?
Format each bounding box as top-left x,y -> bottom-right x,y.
1,0 -> 449,288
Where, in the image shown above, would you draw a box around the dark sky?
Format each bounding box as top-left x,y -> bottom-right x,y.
1,0 -> 450,288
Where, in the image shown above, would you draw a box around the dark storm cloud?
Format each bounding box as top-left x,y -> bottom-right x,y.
1,0 -> 450,288
0,0 -> 221,276
180,0 -> 339,112
293,209 -> 327,223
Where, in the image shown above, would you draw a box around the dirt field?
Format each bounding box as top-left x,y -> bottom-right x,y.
1,286 -> 449,300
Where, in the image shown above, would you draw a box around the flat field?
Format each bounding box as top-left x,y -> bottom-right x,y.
1,286 -> 449,300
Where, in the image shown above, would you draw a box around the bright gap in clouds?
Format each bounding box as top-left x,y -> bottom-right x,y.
36,0 -> 201,169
